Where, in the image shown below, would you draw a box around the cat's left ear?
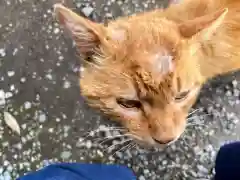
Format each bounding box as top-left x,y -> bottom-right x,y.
54,4 -> 107,58
178,8 -> 228,40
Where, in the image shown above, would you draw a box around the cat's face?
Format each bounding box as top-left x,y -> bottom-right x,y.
54,4 -> 227,147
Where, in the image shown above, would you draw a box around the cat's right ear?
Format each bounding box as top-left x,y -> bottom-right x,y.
178,8 -> 228,40
54,4 -> 106,57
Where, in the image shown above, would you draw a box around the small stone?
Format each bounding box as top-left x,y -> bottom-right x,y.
58,56 -> 64,61
85,140 -> 92,149
232,80 -> 238,87
143,169 -> 150,175
20,77 -> 26,83
54,28 -> 60,34
139,175 -> 146,180
13,143 -> 22,150
0,48 -> 6,57
39,112 -> 47,123
162,160 -> 167,165
45,73 -> 52,80
3,160 -> 9,166
197,164 -> 209,174
10,84 -> 15,91
7,71 -> 15,77
5,92 -> 13,98
56,118 -> 61,122
13,48 -> 18,56
48,128 -> 54,133
63,81 -> 71,89
0,90 -> 5,106
233,118 -> 239,124
61,151 -> 72,159
24,101 -> 32,109
6,165 -> 13,172
81,7 -> 94,17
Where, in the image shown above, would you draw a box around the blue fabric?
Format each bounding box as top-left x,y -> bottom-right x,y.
215,142 -> 240,180
17,142 -> 240,180
17,163 -> 136,180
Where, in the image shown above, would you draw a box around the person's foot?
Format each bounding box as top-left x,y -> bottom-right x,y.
215,142 -> 240,180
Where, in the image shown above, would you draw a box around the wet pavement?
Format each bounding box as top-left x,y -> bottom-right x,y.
0,0 -> 240,179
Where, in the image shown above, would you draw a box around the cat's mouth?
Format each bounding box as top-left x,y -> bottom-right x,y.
129,132 -> 181,149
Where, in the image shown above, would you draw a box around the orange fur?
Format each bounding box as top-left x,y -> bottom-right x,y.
54,0 -> 240,147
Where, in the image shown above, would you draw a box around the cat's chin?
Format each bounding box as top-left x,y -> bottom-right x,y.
132,138 -> 168,150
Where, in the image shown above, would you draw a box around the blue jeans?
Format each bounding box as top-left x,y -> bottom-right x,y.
18,142 -> 240,180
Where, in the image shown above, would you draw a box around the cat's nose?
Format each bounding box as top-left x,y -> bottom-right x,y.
152,137 -> 174,145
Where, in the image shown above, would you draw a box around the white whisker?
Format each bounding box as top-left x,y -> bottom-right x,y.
186,123 -> 207,127
188,109 -> 200,117
97,134 -> 130,145
112,141 -> 133,156
105,138 -> 132,153
187,114 -> 210,121
127,133 -> 143,141
80,126 -> 127,142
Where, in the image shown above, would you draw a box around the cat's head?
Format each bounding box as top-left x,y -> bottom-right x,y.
54,4 -> 227,147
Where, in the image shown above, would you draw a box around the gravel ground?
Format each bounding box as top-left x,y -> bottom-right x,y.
0,0 -> 240,179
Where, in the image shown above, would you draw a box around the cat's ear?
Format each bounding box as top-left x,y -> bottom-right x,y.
54,4 -> 106,57
178,8 -> 228,40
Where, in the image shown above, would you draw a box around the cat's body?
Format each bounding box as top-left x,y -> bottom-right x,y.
54,0 -> 240,148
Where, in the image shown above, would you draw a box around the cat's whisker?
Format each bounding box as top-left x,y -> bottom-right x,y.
127,133 -> 143,142
111,141 -> 133,156
187,114 -> 210,121
97,134 -> 130,145
104,138 -> 132,154
79,127 -> 103,141
80,126 -> 127,143
105,125 -> 125,130
130,143 -> 137,151
188,109 -> 200,117
186,123 -> 207,128
180,136 -> 192,149
105,128 -> 127,131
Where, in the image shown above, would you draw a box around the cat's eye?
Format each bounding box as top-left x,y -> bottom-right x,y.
116,98 -> 142,109
175,90 -> 190,102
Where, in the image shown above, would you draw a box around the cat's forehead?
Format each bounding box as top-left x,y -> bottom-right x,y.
107,16 -> 180,46
133,49 -> 174,77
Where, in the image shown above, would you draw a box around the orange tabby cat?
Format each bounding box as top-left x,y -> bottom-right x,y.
54,0 -> 240,148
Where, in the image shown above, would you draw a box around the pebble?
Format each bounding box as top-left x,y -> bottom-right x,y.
85,140 -> 92,149
139,175 -> 146,180
53,28 -> 60,34
10,85 -> 15,91
63,81 -> 71,89
20,77 -> 26,83
24,101 -> 32,109
232,80 -> 238,87
0,48 -> 6,57
7,71 -> 15,77
45,73 -> 53,80
58,56 -> 64,61
197,165 -> 209,174
61,151 -> 72,159
0,90 -> 5,106
81,7 -> 94,17
5,92 -> 13,98
13,48 -> 18,56
39,112 -> 47,123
